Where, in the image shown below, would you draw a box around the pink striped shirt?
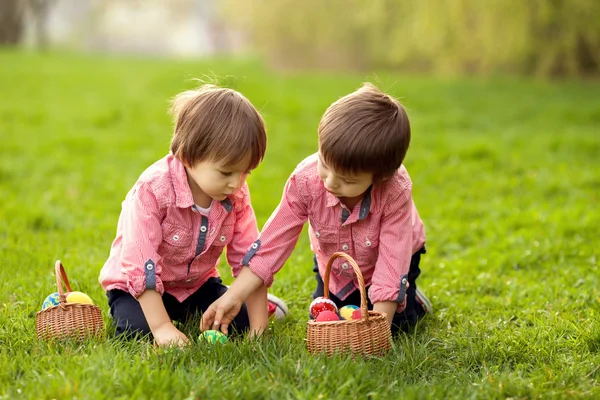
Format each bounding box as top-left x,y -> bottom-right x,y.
99,154 -> 259,302
244,154 -> 426,304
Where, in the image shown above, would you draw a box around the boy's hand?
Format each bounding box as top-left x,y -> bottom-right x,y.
200,292 -> 244,335
201,266 -> 265,334
153,322 -> 189,347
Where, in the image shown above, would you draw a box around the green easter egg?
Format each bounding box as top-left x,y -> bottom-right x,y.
199,330 -> 227,344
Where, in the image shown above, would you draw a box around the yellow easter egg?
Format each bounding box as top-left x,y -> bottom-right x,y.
65,291 -> 94,305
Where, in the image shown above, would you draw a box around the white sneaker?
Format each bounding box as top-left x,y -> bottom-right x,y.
267,293 -> 289,320
415,288 -> 432,313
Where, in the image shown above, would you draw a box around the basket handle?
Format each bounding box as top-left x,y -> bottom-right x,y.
323,252 -> 369,320
55,260 -> 73,301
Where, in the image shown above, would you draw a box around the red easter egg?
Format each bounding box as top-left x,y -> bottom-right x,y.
351,309 -> 362,320
315,310 -> 340,322
309,297 -> 338,319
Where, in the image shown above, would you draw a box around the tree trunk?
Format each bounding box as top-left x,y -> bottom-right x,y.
0,0 -> 25,45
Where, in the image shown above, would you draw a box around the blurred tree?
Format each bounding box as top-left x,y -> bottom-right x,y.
0,0 -> 25,45
221,0 -> 600,77
28,0 -> 58,50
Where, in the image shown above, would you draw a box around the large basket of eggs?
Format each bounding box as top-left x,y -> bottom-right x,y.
306,252 -> 392,357
35,261 -> 104,340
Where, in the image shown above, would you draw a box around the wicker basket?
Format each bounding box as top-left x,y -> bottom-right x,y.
306,252 -> 392,357
35,260 -> 104,340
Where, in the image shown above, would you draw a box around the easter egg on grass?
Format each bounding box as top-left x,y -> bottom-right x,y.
41,292 -> 60,310
199,330 -> 228,344
309,297 -> 338,319
339,305 -> 359,320
65,291 -> 94,305
315,310 -> 340,322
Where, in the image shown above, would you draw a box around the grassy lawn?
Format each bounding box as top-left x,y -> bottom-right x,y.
0,50 -> 599,399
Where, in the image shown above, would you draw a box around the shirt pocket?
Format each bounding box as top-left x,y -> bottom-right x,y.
159,223 -> 194,265
210,223 -> 235,257
352,225 -> 380,265
310,222 -> 339,255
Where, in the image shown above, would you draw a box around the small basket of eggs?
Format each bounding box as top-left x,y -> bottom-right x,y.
306,252 -> 392,357
35,260 -> 104,340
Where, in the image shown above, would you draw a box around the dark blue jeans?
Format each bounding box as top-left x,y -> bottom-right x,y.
107,277 -> 249,339
312,247 -> 426,335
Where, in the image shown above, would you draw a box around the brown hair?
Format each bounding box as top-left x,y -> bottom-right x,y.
170,84 -> 267,170
318,83 -> 411,182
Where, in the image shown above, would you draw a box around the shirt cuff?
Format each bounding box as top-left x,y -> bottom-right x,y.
368,274 -> 408,304
242,239 -> 275,287
249,264 -> 274,287
126,259 -> 165,298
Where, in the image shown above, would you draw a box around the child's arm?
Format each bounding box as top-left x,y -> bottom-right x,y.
138,291 -> 188,346
245,285 -> 269,337
373,301 -> 398,326
369,190 -> 414,327
200,266 -> 264,333
202,175 -> 309,333
225,184 -> 269,335
120,182 -> 188,346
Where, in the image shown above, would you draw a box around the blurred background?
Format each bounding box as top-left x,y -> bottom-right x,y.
1,0 -> 599,78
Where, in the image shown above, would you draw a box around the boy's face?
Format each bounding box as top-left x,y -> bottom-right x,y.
317,153 -> 373,200
184,156 -> 251,206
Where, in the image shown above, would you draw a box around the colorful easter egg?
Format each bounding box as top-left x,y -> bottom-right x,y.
351,309 -> 363,320
309,297 -> 338,319
42,292 -> 60,310
339,305 -> 360,320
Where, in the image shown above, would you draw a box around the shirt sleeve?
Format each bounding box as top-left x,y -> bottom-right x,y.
119,182 -> 166,298
368,188 -> 413,304
243,174 -> 309,286
227,184 -> 259,277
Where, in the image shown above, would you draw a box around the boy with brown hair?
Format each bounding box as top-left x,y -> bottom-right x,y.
99,84 -> 286,347
201,83 -> 431,336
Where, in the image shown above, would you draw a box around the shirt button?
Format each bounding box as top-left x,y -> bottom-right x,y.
315,231 -> 320,238
341,263 -> 349,269
402,277 -> 407,285
200,226 -> 207,233
220,235 -> 226,242
342,244 -> 349,251
365,239 -> 371,247
251,242 -> 258,249
146,263 -> 153,270
186,279 -> 191,283
173,234 -> 179,241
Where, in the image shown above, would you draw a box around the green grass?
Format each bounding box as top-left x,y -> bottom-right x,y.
1,50 -> 599,399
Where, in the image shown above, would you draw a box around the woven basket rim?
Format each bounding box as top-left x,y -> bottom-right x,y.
307,310 -> 387,327
36,302 -> 101,315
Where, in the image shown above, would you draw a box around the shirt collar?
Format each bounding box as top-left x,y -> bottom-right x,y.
171,156 -> 195,209
324,185 -> 372,220
220,198 -> 233,212
358,186 -> 372,220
